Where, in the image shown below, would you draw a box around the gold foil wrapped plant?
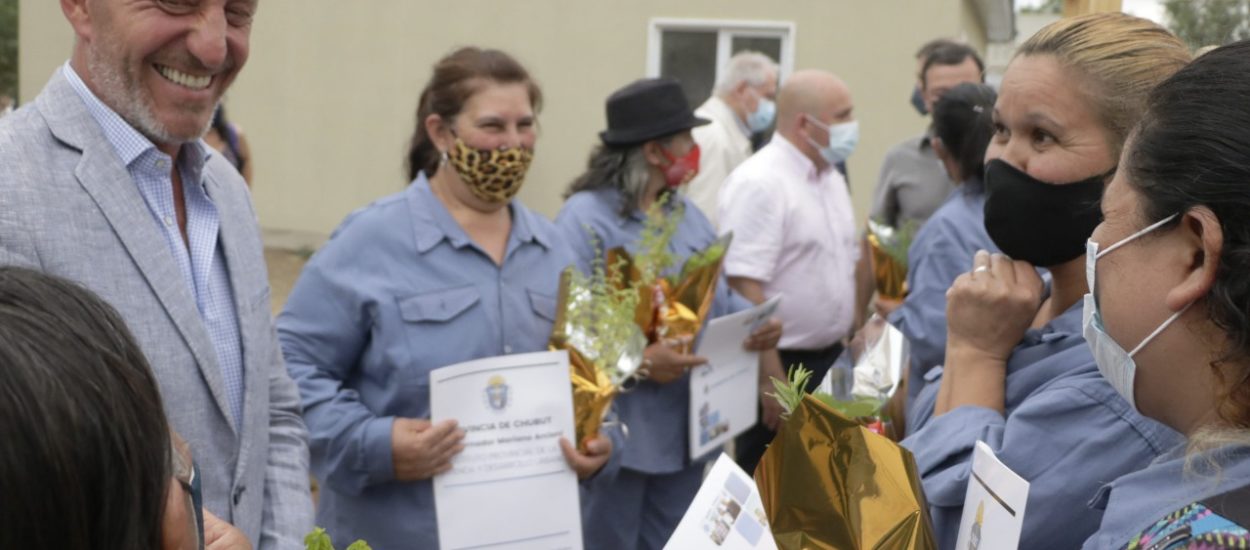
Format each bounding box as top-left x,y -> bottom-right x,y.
757,367 -> 936,550
551,197 -> 730,449
866,219 -> 919,304
549,252 -> 646,451
608,197 -> 730,354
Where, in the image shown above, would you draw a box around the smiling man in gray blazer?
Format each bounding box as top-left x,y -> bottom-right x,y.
0,1 -> 313,548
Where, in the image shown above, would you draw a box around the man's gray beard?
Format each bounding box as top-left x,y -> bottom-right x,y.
86,44 -> 214,147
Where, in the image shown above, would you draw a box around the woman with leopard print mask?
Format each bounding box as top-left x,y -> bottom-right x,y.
277,46 -> 612,550
556,77 -> 785,549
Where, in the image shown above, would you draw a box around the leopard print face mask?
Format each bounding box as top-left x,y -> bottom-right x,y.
445,138 -> 534,204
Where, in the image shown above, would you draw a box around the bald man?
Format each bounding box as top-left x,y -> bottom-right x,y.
718,70 -> 861,472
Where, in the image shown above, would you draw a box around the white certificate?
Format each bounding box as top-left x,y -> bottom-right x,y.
955,441 -> 1030,550
689,296 -> 782,459
664,453 -> 778,550
430,351 -> 583,550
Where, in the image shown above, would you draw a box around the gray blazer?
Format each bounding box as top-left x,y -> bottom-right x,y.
0,71 -> 314,549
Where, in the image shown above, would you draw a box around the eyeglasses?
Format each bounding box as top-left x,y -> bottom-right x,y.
170,432 -> 204,549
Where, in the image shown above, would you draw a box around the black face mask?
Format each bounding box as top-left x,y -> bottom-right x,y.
910,86 -> 928,116
982,159 -> 1107,267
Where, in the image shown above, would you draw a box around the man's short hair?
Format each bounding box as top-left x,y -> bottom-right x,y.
921,42 -> 985,88
915,38 -> 959,60
714,51 -> 779,96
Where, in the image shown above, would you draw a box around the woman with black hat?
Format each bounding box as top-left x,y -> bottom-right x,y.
556,77 -> 784,549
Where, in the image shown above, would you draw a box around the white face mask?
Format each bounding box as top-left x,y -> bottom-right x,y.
746,89 -> 776,133
1083,213 -> 1189,409
803,115 -> 859,166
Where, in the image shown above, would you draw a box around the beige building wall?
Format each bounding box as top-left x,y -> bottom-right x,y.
961,0 -> 990,52
19,1 -> 980,246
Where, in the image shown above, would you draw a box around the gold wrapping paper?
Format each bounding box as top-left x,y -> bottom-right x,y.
565,346 -> 616,449
867,232 -> 909,302
549,267 -> 645,450
605,233 -> 729,355
755,396 -> 936,550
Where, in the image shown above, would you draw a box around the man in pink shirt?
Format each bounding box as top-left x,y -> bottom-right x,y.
718,70 -> 861,472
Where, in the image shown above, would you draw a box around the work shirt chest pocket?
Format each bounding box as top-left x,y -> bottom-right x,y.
395,285 -> 483,385
523,288 -> 558,348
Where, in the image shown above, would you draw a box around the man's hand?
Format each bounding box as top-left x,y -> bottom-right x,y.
559,435 -> 613,480
392,418 -> 465,481
204,510 -> 253,550
871,296 -> 903,318
759,350 -> 786,431
641,338 -> 708,384
760,386 -> 785,431
743,318 -> 782,351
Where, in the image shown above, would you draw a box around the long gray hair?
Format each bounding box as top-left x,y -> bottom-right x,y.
564,141 -> 665,216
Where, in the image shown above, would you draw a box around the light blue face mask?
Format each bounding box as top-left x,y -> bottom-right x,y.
1083,213 -> 1190,409
803,115 -> 859,166
746,89 -> 776,133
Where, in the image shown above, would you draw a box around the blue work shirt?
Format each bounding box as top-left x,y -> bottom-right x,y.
889,178 -> 996,406
1084,444 -> 1250,549
900,300 -> 1181,550
277,174 -> 575,550
555,188 -> 751,474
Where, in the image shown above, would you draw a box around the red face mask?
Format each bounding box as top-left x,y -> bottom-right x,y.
661,144 -> 701,188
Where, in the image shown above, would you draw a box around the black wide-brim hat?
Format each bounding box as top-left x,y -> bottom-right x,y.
599,77 -> 712,147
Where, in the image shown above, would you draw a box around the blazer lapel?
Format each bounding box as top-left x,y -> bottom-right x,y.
208,167 -> 265,433
40,72 -> 238,432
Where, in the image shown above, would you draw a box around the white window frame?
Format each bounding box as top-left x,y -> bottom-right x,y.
646,18 -> 796,86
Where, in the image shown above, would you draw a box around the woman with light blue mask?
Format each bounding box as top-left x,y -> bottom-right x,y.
685,51 -> 779,227
898,14 -> 1192,549
1081,40 -> 1250,550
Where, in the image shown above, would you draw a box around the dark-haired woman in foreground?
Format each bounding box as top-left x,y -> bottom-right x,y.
1082,40 -> 1250,550
0,266 -> 248,550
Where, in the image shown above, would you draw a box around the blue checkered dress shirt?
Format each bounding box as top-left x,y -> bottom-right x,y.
64,63 -> 245,427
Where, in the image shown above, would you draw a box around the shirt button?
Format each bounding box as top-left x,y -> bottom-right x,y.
155,159 -> 169,169
504,345 -> 513,354
164,216 -> 175,227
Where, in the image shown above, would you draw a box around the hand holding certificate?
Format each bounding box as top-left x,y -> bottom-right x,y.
430,351 -> 584,550
689,295 -> 782,459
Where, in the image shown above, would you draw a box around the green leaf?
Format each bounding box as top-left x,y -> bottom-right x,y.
769,366 -> 886,422
304,527 -> 334,550
769,365 -> 812,417
634,195 -> 682,284
679,240 -> 726,282
826,396 -> 885,419
345,541 -> 374,550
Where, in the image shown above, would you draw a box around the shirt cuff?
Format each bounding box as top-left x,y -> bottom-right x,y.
724,259 -> 773,283
902,405 -> 1005,500
360,415 -> 397,485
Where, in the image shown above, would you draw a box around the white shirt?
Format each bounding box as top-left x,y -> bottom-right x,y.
719,135 -> 859,349
686,96 -> 754,228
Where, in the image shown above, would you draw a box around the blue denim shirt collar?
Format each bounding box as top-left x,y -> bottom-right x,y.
62,62 -> 212,185
407,172 -> 553,255
1087,444 -> 1250,547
